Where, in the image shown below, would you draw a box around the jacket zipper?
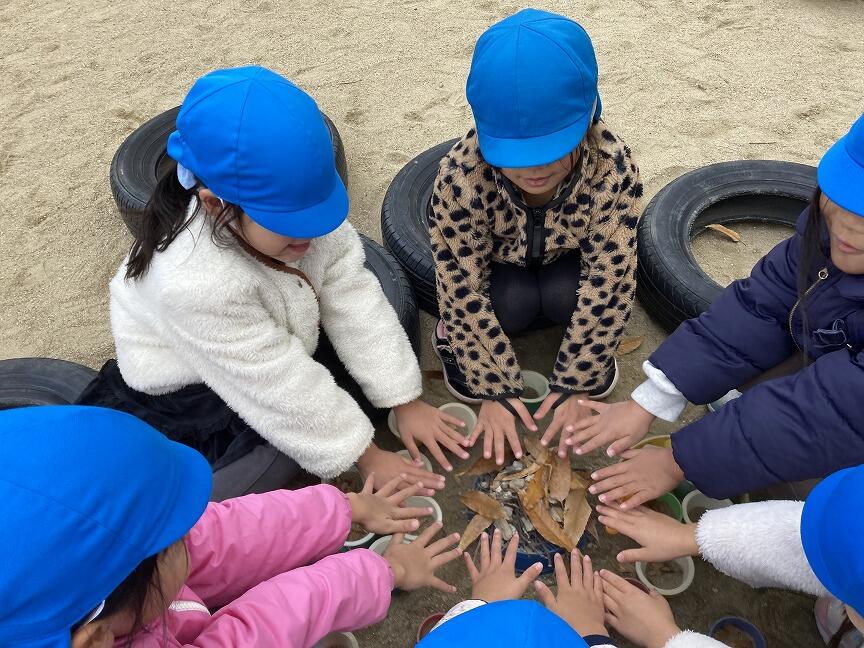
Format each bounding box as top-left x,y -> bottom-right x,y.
788,267 -> 829,349
525,207 -> 545,268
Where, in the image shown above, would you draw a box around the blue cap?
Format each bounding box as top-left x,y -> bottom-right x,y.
818,113 -> 864,218
417,600 -> 589,647
801,465 -> 864,616
0,406 -> 212,648
167,66 -> 349,238
466,9 -> 601,169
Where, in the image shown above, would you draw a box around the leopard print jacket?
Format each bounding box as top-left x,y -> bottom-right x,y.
429,121 -> 643,398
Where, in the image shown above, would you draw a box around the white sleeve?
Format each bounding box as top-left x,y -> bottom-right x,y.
315,224 -> 422,408
665,630 -> 729,647
631,361 -> 688,421
158,284 -> 373,480
696,501 -> 827,595
432,600 -> 487,631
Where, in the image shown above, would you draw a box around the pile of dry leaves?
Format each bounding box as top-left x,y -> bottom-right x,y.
456,437 -> 596,555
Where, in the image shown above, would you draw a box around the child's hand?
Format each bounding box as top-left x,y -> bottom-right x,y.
464,529 -> 543,602
596,504 -> 699,563
394,399 -> 470,472
357,444 -> 444,497
471,399 -> 536,466
383,522 -> 461,592
567,399 -> 655,457
589,446 -> 684,510
600,570 -> 681,648
347,475 -> 434,535
533,394 -> 592,456
534,551 -> 607,637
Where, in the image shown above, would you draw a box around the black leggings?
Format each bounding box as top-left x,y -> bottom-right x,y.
490,251 -> 581,334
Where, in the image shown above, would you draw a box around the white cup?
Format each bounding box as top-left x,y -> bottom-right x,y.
520,370 -> 551,412
370,533 -> 417,555
682,490 -> 733,524
315,632 -> 359,648
635,556 -> 695,596
405,495 -> 443,524
388,408 -> 401,439
438,402 -> 477,437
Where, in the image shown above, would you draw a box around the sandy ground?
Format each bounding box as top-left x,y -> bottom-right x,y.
2,0 -> 864,645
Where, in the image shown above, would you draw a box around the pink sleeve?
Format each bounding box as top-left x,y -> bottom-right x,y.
184,484 -> 353,607
181,550 -> 394,648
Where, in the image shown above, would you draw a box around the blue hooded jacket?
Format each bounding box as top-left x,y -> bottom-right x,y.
652,208 -> 864,498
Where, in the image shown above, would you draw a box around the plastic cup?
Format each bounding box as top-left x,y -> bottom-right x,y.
682,490 -> 733,524
417,613 -> 445,643
520,371 -> 550,414
369,534 -> 417,555
396,449 -> 432,473
647,492 -> 684,522
438,402 -> 477,437
635,556 -> 695,596
405,495 -> 443,524
387,408 -> 401,439
315,632 -> 359,648
708,616 -> 766,648
632,434 -> 672,450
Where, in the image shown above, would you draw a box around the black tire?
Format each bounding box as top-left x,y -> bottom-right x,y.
637,160 -> 817,331
381,139 -> 459,316
110,107 -> 348,237
0,358 -> 97,410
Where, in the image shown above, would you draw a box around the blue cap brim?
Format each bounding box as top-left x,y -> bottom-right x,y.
476,96 -> 599,169
801,469 -> 845,600
243,174 -> 349,238
818,135 -> 864,218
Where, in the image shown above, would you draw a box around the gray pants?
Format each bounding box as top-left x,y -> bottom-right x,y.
211,444 -> 301,502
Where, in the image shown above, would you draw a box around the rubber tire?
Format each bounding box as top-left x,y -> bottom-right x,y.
110,106 -> 348,238
637,160 -> 817,332
381,139 -> 459,316
0,357 -> 97,410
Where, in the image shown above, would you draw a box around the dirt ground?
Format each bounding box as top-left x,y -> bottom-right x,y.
3,0 -> 864,645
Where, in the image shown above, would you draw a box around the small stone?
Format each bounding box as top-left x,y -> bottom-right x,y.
511,478 -> 525,490
510,461 -> 524,472
523,517 -> 534,532
495,518 -> 515,541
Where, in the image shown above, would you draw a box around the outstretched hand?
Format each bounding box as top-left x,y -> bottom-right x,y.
348,474 -> 435,535
532,393 -> 592,457
601,570 -> 681,648
534,550 -> 607,638
384,522 -> 462,593
464,529 -> 543,602
395,399 -> 471,472
470,399 -> 536,465
596,504 -> 698,564
567,399 -> 654,457
589,446 -> 684,510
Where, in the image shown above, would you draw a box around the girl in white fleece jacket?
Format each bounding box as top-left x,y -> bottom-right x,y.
79,66 -> 469,499
593,464 -> 864,647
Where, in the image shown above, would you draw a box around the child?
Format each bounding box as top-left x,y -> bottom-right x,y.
0,405 -> 461,647
78,66 -> 470,500
419,530 -> 617,647
429,9 -> 643,466
578,112 -> 864,507
595,464 -> 864,647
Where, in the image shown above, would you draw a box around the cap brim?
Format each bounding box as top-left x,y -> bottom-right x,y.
477,112 -> 592,169
800,468 -> 845,597
243,175 -> 349,238
148,440 -> 213,556
818,136 -> 864,217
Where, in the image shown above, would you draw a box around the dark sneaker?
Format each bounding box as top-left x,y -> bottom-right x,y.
586,358 -> 619,399
431,327 -> 483,404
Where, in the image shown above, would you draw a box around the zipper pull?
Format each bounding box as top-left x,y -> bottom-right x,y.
818,268 -> 829,280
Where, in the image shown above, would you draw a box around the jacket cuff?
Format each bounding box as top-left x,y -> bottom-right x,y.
664,630 -> 728,647
583,634 -> 617,646
631,361 -> 687,422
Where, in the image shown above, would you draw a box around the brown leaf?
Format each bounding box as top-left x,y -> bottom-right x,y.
564,490 -> 592,547
522,436 -> 550,465
518,473 -> 546,511
460,490 -> 506,520
706,223 -> 742,243
457,455 -> 498,477
617,336 -> 644,356
570,471 -> 590,490
495,463 -> 542,485
422,369 -> 446,381
459,514 -> 493,551
524,501 -> 575,551
549,454 -> 572,502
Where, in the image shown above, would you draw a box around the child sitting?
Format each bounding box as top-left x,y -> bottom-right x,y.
0,405 -> 460,647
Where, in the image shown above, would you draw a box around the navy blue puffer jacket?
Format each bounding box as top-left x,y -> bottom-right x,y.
652,208 -> 864,499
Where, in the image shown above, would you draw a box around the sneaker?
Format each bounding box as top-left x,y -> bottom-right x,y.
586,358 -> 620,400
431,327 -> 483,404
815,595 -> 864,648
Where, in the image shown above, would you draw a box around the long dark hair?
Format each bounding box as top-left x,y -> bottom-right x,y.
125,161 -> 243,280
794,187 -> 829,348
71,554 -> 166,647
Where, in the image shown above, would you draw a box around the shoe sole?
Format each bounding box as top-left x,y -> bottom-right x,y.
430,330 -> 484,405
585,358 -> 620,400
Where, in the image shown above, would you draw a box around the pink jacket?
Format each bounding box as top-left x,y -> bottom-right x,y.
118,485 -> 394,647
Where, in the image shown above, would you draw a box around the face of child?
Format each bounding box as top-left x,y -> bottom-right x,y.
499,146 -> 579,203
238,213 -> 312,262
822,195 -> 864,275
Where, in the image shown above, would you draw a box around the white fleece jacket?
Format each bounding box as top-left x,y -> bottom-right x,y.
665,500 -> 827,647
110,212 -> 422,479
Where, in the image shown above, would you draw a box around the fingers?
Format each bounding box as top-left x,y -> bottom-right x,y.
483,424 -> 494,460
589,473 -> 632,497
581,555 -> 594,591
401,433 -> 424,464
388,480 -> 423,505
438,411 -> 467,429
553,552 -> 568,588
427,532 -> 461,556
490,528 -> 503,566
577,399 -> 607,415
480,531 -> 491,571
503,533 -> 520,566
616,548 -> 652,563
511,399 -> 537,432
361,473 -> 376,494
435,426 -> 470,460
403,466 -> 445,491
540,416 -> 564,447
607,436 -> 637,458
388,518 -> 421,533
415,521 -> 443,546
533,580 -> 556,607
618,490 -> 652,510
533,394 -> 557,420
464,552 -> 480,581
599,569 -> 630,594
438,422 -> 472,449
593,567 -> 604,598
468,420 -> 485,448
424,436 -> 454,472
502,424 -> 523,465
571,428 -> 610,456
430,545 -> 462,569
516,561 -> 543,589
603,593 -> 620,616
494,426 -> 507,466
569,549 -> 583,587
429,576 -> 458,594
597,485 -> 637,506
393,506 -> 433,521
590,462 -> 629,483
